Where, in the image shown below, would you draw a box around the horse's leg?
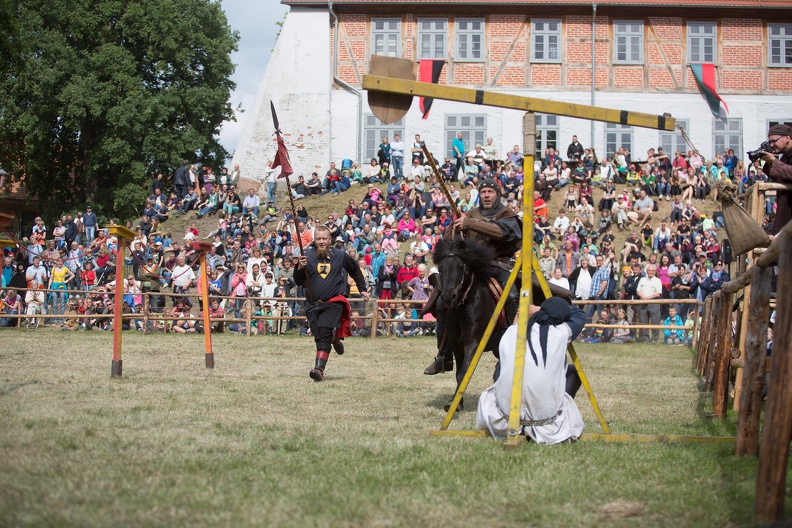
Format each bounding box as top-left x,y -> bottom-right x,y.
565,364 -> 582,398
425,297 -> 454,375
443,337 -> 465,412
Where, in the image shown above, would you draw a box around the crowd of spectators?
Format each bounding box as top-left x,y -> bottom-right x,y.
1,133 -> 776,343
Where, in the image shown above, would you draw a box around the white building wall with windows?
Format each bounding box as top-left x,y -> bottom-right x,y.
237,7 -> 792,181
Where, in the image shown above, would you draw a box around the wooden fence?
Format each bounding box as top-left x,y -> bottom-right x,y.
693,218 -> 792,522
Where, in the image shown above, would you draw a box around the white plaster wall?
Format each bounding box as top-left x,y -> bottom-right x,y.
232,6 -> 331,186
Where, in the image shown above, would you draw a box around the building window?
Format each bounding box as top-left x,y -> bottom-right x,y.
531,19 -> 561,63
372,18 -> 401,58
535,114 -> 559,159
605,123 -> 633,159
445,115 -> 487,159
769,119 -> 792,129
418,19 -> 447,60
364,115 -> 404,162
688,22 -> 717,64
614,21 -> 644,64
768,24 -> 792,67
713,118 -> 742,158
660,119 -> 689,156
455,19 -> 484,61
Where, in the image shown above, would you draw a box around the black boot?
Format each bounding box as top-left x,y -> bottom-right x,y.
424,353 -> 454,375
310,351 -> 329,381
332,338 -> 345,355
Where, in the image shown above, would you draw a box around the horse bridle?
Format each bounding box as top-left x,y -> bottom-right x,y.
446,252 -> 475,306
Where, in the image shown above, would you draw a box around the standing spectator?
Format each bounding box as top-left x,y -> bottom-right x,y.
171,254 -> 196,307
390,134 -> 405,180
173,160 -> 189,201
636,264 -> 663,342
82,206 -> 98,245
265,161 -> 279,206
452,131 -> 466,181
26,256 -> 48,287
410,134 -> 425,165
567,135 -> 584,161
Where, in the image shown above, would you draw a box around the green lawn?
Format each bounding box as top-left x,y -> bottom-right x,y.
0,331 -> 786,527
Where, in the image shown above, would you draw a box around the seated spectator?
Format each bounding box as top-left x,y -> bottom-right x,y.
627,189 -> 654,226
550,209 -> 570,237
663,305 -> 684,345
611,309 -> 632,343
242,188 -> 261,218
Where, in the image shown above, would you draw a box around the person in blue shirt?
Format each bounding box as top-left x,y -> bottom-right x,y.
663,305 -> 685,345
452,132 -> 466,182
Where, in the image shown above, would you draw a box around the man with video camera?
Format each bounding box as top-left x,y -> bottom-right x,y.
758,124 -> 792,234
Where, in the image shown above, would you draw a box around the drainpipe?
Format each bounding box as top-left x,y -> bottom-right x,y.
329,2 -> 363,164
591,3 -> 597,151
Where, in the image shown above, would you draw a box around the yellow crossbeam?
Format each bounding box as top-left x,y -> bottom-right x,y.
362,75 -> 676,131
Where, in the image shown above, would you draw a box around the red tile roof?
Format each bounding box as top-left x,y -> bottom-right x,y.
286,0 -> 785,6
0,174 -> 30,201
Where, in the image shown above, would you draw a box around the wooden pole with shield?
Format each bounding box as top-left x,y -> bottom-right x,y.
107,224 -> 137,378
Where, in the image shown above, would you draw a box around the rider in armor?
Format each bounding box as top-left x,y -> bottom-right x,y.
424,178 -> 522,375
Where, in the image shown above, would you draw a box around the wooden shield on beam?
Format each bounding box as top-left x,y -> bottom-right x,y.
367,55 -> 416,124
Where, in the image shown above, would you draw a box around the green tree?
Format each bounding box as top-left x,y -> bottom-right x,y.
0,0 -> 239,222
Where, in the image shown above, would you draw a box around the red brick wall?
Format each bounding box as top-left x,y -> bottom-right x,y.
453,63 -> 486,85
531,65 -> 561,86
769,70 -> 792,91
613,66 -> 643,88
334,12 -> 791,94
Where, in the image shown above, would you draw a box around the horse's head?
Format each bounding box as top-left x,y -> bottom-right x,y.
433,238 -> 494,308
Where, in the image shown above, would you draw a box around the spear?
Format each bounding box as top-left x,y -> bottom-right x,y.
270,101 -> 314,303
420,141 -> 461,218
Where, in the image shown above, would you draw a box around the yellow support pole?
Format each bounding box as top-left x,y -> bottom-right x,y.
362,75 -> 676,131
531,253 -> 611,434
504,113 -> 537,449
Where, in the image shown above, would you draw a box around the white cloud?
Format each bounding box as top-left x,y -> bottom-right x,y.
219,0 -> 289,161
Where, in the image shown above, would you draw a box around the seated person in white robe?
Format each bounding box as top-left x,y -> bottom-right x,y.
476,297 -> 586,444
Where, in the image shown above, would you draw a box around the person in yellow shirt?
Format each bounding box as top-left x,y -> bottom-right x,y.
48,258 -> 75,325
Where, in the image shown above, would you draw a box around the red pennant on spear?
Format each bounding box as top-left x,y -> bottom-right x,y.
270,101 -> 312,302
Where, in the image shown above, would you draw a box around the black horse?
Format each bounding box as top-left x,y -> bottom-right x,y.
433,237 -> 572,411
433,238 -> 505,411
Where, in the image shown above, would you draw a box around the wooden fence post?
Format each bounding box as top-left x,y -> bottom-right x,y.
755,238 -> 792,522
370,299 -> 378,338
711,291 -> 732,417
697,296 -> 713,375
704,294 -> 721,391
245,300 -> 253,337
142,294 -> 150,336
736,267 -> 769,457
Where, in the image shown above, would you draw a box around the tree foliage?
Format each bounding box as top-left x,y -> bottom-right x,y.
0,0 -> 239,221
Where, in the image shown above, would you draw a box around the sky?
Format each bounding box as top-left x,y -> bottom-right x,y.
218,0 -> 290,161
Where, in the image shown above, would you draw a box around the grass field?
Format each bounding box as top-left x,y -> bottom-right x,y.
0,331 -> 786,527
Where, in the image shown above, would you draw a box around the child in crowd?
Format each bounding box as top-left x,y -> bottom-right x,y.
611,309 -> 632,343
663,305 -> 684,345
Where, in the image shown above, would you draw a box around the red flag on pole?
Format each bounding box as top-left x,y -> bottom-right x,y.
271,132 -> 294,178
419,60 -> 445,120
690,64 -> 729,119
